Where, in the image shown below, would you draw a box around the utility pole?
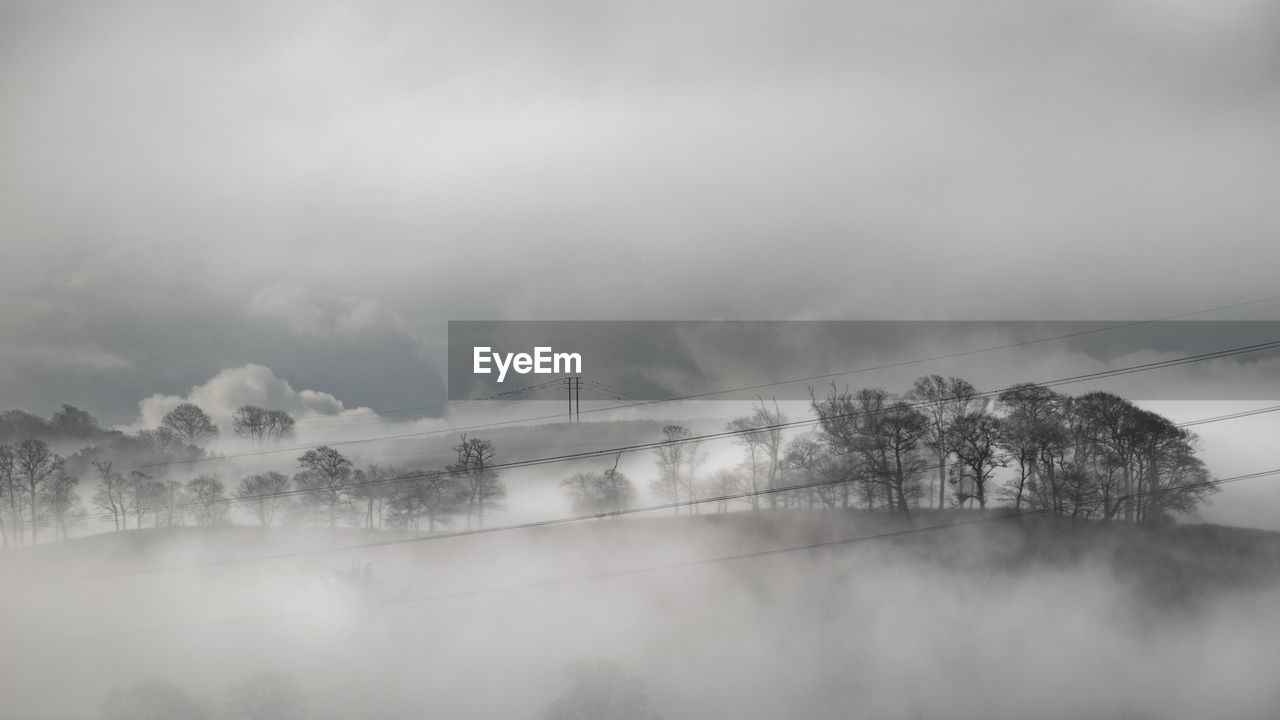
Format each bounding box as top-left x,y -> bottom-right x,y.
565,376 -> 582,422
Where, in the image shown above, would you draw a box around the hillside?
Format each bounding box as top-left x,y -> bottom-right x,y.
3,512 -> 1280,719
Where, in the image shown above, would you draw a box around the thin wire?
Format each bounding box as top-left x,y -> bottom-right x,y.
22,400 -> 1280,585
55,340 -> 1280,527
6,465 -> 1274,648
118,294 -> 1280,466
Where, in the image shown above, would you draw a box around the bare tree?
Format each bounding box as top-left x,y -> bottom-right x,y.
232,406 -> 296,446
156,480 -> 187,527
706,468 -> 742,513
236,472 -> 290,527
947,410 -> 1006,509
729,399 -> 786,509
650,425 -> 694,514
160,403 -> 219,446
91,461 -> 129,531
386,470 -> 467,532
871,401 -> 929,515
810,384 -> 886,510
41,467 -> 82,540
782,431 -> 852,509
995,383 -> 1065,511
560,456 -> 636,516
15,438 -> 62,544
294,446 -> 354,527
1128,411 -> 1216,524
352,464 -> 395,529
725,417 -> 766,510
451,435 -> 503,528
0,445 -> 18,548
186,475 -> 227,526
907,375 -> 980,509
125,470 -> 151,529
597,455 -> 636,516
1072,392 -> 1142,520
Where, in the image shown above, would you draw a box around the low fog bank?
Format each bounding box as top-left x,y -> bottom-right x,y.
3,512 -> 1280,719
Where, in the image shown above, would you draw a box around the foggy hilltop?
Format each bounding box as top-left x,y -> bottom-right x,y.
6,0 -> 1280,717
3,505 -> 1280,719
3,370 -> 1280,719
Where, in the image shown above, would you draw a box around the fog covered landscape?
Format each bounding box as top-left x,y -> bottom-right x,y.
4,0 -> 1280,718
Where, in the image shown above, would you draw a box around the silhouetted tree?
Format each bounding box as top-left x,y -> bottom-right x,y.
724,416 -> 767,511
0,410 -> 50,444
811,384 -> 884,509
294,446 -> 354,527
452,435 -> 503,528
236,471 -> 290,527
871,400 -> 929,515
560,456 -> 635,516
742,399 -> 785,509
91,461 -> 129,531
125,470 -> 156,529
0,444 -> 18,547
155,479 -> 186,527
781,431 -> 853,509
15,438 -> 62,544
232,406 -> 295,446
706,468 -> 742,513
947,410 -> 1005,509
352,464 -> 396,529
650,422 -> 691,512
50,403 -> 102,440
41,467 -> 82,539
186,474 -> 227,526
386,470 -> 467,532
1128,411 -> 1216,523
160,404 -> 219,446
908,375 -> 981,509
995,383 -> 1065,511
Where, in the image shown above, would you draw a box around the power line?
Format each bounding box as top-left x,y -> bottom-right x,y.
118,294 -> 1280,467
123,335 -> 1280,476
22,399 -> 1280,585
6,465 -> 1276,648
51,338 -> 1280,529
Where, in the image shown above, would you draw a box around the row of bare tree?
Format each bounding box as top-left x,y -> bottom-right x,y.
641,376 -> 1215,523
93,436 -> 508,533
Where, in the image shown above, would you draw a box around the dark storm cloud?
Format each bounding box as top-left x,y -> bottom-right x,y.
2,0 -> 1279,422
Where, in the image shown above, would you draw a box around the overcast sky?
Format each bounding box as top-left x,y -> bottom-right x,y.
3,0 -> 1279,428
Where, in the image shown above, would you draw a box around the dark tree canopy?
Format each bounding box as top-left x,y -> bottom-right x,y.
560,458 -> 636,516
294,446 -> 355,527
160,404 -> 220,446
232,406 -> 296,446
0,405 -> 115,444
